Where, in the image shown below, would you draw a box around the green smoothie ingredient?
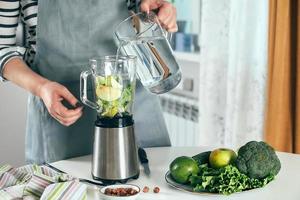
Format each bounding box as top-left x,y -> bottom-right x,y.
192,151 -> 211,165
235,141 -> 281,179
209,148 -> 237,169
190,164 -> 274,195
170,156 -> 199,184
95,75 -> 133,118
168,141 -> 281,195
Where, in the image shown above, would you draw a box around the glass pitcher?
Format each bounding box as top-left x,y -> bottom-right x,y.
114,11 -> 182,94
80,55 -> 136,118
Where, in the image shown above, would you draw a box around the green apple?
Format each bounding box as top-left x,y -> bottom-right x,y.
96,85 -> 122,101
209,148 -> 237,169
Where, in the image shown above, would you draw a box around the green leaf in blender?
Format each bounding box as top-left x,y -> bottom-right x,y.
96,76 -> 108,86
95,75 -> 133,118
120,85 -> 133,111
101,100 -> 119,118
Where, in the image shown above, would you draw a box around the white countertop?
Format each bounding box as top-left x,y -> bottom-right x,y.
51,147 -> 300,200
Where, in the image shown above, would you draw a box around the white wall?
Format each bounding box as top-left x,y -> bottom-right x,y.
0,82 -> 27,167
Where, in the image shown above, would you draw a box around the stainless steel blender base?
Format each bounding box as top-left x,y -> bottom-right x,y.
92,172 -> 139,185
91,124 -> 140,183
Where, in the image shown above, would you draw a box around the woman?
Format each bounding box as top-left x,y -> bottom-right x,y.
0,0 -> 178,164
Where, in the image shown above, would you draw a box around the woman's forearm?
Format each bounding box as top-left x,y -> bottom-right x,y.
3,57 -> 83,126
2,57 -> 50,97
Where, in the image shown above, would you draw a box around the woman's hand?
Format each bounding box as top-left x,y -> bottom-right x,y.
3,58 -> 83,126
38,81 -> 83,126
141,0 -> 178,32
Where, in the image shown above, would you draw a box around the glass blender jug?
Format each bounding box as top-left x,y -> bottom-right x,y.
81,55 -> 136,119
80,55 -> 139,183
115,11 -> 182,94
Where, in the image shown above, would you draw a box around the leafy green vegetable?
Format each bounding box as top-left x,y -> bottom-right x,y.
190,164 -> 274,195
96,76 -> 106,86
235,141 -> 281,179
120,85 -> 133,112
192,151 -> 211,165
95,75 -> 133,118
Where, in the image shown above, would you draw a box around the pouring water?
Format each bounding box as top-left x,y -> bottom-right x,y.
114,12 -> 182,94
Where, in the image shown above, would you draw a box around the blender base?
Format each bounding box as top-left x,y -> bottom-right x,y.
92,172 -> 140,185
91,117 -> 140,185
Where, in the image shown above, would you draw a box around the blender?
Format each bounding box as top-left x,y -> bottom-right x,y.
80,55 -> 139,183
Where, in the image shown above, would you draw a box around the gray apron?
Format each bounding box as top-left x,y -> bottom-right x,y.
26,0 -> 170,164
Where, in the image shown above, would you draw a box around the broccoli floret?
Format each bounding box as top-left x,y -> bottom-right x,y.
235,141 -> 281,179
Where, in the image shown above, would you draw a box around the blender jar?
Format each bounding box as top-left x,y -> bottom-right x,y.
80,55 -> 136,119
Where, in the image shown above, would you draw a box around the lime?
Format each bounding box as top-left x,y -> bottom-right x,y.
169,156 -> 199,184
209,148 -> 237,169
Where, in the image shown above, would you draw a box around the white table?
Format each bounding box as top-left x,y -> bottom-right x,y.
51,147 -> 300,200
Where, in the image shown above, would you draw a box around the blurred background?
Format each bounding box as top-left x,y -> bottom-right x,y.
0,0 -> 270,166
161,0 -> 268,150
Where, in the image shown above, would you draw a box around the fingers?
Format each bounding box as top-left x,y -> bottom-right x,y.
57,103 -> 83,118
40,82 -> 84,126
157,2 -> 178,32
49,105 -> 83,126
59,86 -> 79,107
140,0 -> 150,13
157,4 -> 172,25
50,87 -> 83,126
167,24 -> 178,33
141,0 -> 178,32
141,0 -> 163,13
52,111 -> 82,127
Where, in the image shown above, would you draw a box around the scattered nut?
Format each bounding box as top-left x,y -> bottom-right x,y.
153,186 -> 160,193
143,186 -> 149,193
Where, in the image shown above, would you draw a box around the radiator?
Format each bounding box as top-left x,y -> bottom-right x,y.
159,94 -> 199,147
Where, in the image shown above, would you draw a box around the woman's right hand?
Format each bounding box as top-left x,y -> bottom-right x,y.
3,58 -> 83,126
38,81 -> 83,126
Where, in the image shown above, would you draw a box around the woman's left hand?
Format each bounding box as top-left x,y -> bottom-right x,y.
140,0 -> 178,32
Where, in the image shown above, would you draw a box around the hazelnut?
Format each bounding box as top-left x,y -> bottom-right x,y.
153,186 -> 160,193
143,186 -> 150,193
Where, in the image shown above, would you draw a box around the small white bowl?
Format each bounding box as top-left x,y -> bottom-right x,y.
100,184 -> 140,200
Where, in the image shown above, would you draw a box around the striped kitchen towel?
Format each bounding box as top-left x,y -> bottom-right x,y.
0,164 -> 84,200
18,164 -> 61,177
23,165 -> 75,199
0,184 -> 26,199
41,181 -> 87,200
23,171 -> 75,198
0,164 -> 64,191
0,165 -> 31,189
23,173 -> 55,198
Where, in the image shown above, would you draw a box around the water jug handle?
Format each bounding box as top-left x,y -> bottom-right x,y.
166,32 -> 173,43
80,70 -> 99,110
